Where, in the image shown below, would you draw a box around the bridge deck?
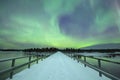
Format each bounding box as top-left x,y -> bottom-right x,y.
7,52 -> 111,80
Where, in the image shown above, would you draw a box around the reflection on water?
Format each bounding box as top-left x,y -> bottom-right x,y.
0,51 -> 24,59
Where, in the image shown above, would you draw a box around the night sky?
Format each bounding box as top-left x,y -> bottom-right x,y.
0,0 -> 120,49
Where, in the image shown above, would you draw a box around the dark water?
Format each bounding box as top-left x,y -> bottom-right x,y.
0,51 -> 38,80
0,51 -> 120,80
79,52 -> 120,78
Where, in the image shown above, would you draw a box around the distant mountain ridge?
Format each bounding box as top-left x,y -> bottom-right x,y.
83,43 -> 120,49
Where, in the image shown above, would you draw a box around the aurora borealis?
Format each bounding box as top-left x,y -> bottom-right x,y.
0,0 -> 120,49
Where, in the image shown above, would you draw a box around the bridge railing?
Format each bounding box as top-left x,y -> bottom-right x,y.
0,55 -> 45,79
69,54 -> 120,80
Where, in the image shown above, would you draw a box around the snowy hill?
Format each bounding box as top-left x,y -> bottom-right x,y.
83,43 -> 120,49
7,52 -> 111,80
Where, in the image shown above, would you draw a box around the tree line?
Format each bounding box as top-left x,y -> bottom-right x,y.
1,48 -> 120,53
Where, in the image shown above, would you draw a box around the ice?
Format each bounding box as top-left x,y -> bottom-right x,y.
7,52 -> 111,80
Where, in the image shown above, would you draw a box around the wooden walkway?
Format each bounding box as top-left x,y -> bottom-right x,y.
6,52 -> 111,80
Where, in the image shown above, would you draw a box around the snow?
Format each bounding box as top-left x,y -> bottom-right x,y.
7,52 -> 111,80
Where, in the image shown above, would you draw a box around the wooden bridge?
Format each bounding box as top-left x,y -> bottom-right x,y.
0,52 -> 120,80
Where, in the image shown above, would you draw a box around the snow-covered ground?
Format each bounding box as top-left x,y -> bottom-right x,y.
7,52 -> 111,80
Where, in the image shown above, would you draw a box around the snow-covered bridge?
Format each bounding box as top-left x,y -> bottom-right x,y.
6,52 -> 112,80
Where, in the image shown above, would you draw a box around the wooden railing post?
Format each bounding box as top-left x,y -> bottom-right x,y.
36,55 -> 38,64
79,55 -> 81,59
84,56 -> 86,67
98,59 -> 102,77
98,59 -> 101,68
10,59 -> 15,79
28,56 -> 31,68
41,55 -> 43,61
77,55 -> 79,63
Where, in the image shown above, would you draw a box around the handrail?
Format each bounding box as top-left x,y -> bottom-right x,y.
70,54 -> 120,80
0,55 -> 44,79
0,58 -> 40,75
78,59 -> 120,80
87,56 -> 120,64
73,54 -> 120,65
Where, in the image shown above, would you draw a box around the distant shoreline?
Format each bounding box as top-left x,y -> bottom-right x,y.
0,48 -> 120,53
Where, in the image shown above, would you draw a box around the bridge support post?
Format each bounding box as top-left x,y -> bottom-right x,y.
36,53 -> 39,64
36,55 -> 38,64
98,59 -> 102,77
84,56 -> 86,67
28,56 -> 31,68
10,59 -> 15,79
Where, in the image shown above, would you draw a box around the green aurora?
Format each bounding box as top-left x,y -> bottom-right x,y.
0,0 -> 120,49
